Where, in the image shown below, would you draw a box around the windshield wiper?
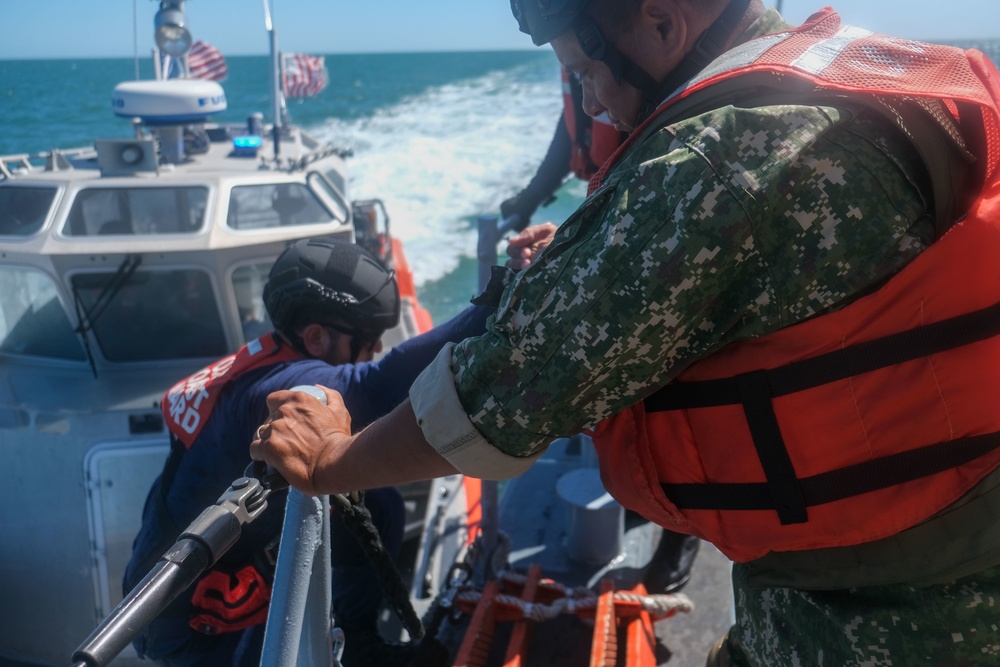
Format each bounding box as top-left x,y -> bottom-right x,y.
72,254 -> 143,378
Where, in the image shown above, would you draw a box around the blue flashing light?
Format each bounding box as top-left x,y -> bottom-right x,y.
232,135 -> 263,157
233,136 -> 263,149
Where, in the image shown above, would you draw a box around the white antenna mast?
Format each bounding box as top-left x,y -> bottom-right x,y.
262,0 -> 284,159
133,0 -> 139,80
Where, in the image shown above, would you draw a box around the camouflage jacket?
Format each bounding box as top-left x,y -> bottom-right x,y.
409,9 -> 934,474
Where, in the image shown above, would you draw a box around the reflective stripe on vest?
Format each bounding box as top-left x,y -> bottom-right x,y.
589,8 -> 1000,194
160,333 -> 303,447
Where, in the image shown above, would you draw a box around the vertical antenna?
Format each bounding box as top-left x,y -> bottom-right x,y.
133,0 -> 140,80
262,0 -> 282,160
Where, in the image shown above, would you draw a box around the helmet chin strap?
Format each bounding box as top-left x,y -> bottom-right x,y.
576,0 -> 752,125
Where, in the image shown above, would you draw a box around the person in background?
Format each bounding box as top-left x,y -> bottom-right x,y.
125,237 -> 491,667
500,68 -> 624,229
253,1 -> 1000,664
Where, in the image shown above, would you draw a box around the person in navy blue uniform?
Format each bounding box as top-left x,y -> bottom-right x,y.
125,237 -> 491,667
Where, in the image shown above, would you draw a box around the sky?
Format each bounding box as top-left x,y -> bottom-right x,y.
0,0 -> 998,60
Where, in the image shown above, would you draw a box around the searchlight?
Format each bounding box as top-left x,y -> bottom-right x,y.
155,2 -> 192,58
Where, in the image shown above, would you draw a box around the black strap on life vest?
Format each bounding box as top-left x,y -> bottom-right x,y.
646,299 -> 1000,525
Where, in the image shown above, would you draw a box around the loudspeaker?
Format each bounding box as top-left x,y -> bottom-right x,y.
95,138 -> 159,177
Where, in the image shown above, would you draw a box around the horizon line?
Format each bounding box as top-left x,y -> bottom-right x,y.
0,46 -> 545,63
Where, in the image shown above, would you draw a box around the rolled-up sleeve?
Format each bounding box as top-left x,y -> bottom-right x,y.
409,344 -> 544,478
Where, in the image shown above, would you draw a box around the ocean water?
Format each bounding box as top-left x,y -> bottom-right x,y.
2,38 -> 999,323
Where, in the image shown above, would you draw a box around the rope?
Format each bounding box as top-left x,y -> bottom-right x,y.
452,571 -> 694,623
500,570 -> 592,600
336,494 -> 425,640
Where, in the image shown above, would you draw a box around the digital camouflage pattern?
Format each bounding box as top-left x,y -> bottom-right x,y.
451,101 -> 932,457
728,561 -> 1000,665
441,7 -> 997,665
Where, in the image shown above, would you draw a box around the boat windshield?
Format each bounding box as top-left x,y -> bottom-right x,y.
232,262 -> 274,343
226,182 -> 340,230
0,266 -> 85,360
0,186 -> 58,237
71,269 -> 227,361
64,186 -> 208,236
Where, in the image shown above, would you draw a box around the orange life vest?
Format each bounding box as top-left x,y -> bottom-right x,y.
157,333 -> 302,634
591,8 -> 1000,563
161,332 -> 302,447
562,68 -> 623,181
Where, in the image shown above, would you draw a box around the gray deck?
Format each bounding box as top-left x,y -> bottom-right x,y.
481,435 -> 736,666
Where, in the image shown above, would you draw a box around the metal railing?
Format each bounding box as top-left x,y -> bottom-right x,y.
0,147 -> 92,179
260,491 -> 338,667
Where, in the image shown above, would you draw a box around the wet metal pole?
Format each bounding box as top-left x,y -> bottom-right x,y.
259,491 -> 334,667
476,214 -> 523,293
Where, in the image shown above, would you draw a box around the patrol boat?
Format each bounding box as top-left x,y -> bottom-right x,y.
0,2 -> 432,666
2,3 -> 734,666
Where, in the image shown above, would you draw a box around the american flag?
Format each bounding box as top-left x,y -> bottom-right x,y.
187,40 -> 228,81
282,53 -> 328,98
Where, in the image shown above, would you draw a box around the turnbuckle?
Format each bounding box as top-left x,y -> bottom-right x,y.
245,460 -> 290,498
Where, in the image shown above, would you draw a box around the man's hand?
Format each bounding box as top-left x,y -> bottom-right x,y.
250,392 -> 458,496
250,385 -> 350,496
506,222 -> 557,270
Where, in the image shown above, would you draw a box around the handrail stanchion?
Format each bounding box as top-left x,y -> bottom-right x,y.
473,212 -> 523,581
476,214 -> 500,294
477,479 -> 501,584
259,490 -> 335,667
475,215 -> 500,580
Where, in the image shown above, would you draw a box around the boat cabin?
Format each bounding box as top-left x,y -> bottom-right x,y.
0,99 -> 412,667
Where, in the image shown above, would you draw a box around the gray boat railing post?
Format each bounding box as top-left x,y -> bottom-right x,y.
259,489 -> 337,667
476,215 -> 500,294
476,213 -> 522,294
475,213 -> 522,581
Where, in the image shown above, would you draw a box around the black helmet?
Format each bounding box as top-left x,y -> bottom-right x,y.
510,0 -> 591,46
263,238 -> 400,343
510,0 -> 657,101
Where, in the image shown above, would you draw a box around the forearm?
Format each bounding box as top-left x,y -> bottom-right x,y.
251,387 -> 457,497
319,399 -> 457,494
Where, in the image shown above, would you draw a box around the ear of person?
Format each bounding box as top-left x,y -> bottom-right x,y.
633,0 -> 697,81
299,323 -> 329,358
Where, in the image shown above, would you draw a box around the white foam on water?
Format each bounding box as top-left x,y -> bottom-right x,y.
308,62 -> 563,286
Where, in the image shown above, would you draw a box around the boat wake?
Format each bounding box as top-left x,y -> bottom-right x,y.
309,63 -> 564,286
